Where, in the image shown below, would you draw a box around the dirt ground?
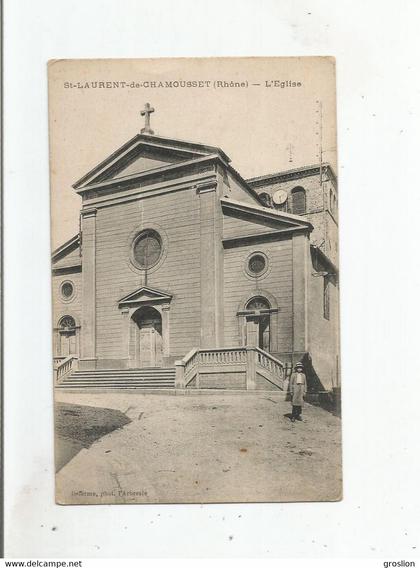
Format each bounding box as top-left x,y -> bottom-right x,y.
55,391 -> 342,504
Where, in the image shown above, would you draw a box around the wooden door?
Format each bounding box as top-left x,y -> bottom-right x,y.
60,331 -> 76,356
154,330 -> 163,366
139,327 -> 154,367
246,317 -> 259,347
260,315 -> 270,352
139,326 -> 163,367
69,332 -> 77,355
246,315 -> 270,351
60,333 -> 69,357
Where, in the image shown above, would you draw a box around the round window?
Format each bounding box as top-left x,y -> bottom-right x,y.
248,253 -> 266,275
132,230 -> 162,269
61,281 -> 74,299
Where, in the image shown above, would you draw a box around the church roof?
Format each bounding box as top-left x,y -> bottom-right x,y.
221,197 -> 313,229
71,130 -> 262,204
51,234 -> 80,263
73,133 -> 231,190
247,163 -> 337,188
51,233 -> 81,272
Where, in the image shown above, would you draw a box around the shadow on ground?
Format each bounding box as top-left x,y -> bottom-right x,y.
284,394 -> 341,418
55,402 -> 131,472
310,394 -> 341,418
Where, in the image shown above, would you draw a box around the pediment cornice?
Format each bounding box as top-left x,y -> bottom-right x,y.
221,197 -> 313,231
73,133 -> 232,192
118,286 -> 173,308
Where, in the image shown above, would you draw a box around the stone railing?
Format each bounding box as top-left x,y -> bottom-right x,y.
180,348 -> 199,387
175,346 -> 285,390
55,355 -> 79,383
53,356 -> 66,368
255,347 -> 285,387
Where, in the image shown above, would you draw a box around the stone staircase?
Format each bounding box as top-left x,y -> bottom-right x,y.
56,367 -> 176,390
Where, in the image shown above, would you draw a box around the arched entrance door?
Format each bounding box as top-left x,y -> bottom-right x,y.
245,297 -> 271,351
58,315 -> 78,357
132,306 -> 163,367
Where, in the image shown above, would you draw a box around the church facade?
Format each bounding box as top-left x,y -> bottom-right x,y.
52,110 -> 339,394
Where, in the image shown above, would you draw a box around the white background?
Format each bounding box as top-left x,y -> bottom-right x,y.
4,0 -> 420,559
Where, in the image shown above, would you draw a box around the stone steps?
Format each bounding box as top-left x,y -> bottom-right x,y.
56,367 -> 176,389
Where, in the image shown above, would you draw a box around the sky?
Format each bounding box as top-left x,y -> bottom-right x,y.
49,57 -> 337,249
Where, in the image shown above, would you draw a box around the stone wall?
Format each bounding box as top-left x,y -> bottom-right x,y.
223,237 -> 294,358
249,169 -> 339,267
307,253 -> 340,391
94,185 -> 202,365
52,270 -> 82,356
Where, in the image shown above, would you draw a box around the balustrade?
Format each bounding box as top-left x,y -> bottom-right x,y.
56,356 -> 79,382
176,346 -> 284,390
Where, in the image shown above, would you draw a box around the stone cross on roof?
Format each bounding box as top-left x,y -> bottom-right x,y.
140,102 -> 155,135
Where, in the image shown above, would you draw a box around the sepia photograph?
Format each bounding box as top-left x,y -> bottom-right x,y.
49,57 -> 341,504
5,0 -> 420,559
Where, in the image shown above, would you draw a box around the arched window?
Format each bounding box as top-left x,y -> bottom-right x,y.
259,192 -> 272,208
59,315 -> 76,330
291,186 -> 306,215
246,297 -> 271,312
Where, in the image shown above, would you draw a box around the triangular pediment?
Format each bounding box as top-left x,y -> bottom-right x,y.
221,197 -> 313,240
73,133 -> 231,191
118,286 -> 172,307
51,234 -> 82,271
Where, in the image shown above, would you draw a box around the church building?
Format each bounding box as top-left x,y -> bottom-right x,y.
52,105 -> 339,394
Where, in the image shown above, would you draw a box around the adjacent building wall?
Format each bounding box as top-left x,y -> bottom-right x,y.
307,252 -> 340,392
249,168 -> 340,390
249,169 -> 339,267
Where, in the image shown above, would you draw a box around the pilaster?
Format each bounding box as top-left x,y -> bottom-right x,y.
246,347 -> 256,390
197,180 -> 224,348
174,360 -> 185,389
161,305 -> 170,358
120,308 -> 130,362
292,232 -> 309,354
79,207 -> 97,370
